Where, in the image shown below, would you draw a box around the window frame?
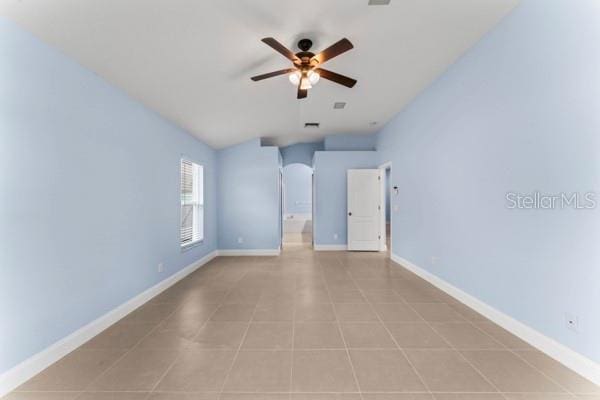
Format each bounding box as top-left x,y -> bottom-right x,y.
180,158 -> 204,250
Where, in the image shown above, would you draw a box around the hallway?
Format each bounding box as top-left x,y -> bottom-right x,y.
9,247 -> 598,399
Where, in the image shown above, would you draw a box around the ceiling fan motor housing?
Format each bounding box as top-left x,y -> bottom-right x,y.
296,39 -> 316,69
297,38 -> 313,51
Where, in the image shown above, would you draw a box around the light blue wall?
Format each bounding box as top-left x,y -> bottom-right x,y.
217,139 -> 280,250
324,134 -> 376,151
376,0 -> 600,362
283,164 -> 312,215
280,141 -> 324,166
313,151 -> 378,246
0,19 -> 217,373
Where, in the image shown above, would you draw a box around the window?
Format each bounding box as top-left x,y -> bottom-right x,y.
180,159 -> 203,247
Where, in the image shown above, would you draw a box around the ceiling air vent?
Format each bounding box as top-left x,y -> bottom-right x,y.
333,102 -> 346,109
304,122 -> 320,128
368,0 -> 391,5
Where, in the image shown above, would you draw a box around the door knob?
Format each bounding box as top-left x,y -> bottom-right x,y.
348,212 -> 352,216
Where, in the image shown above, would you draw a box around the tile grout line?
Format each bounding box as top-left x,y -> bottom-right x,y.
364,253 -> 588,398
389,254 -> 586,396
76,293 -> 193,397
324,255 -> 366,399
248,255 -> 298,397
149,263 -> 245,395
509,352 -> 579,395
15,250 -> 595,398
216,272 -> 260,398
288,263 -> 297,400
147,300 -> 223,394
342,254 -> 433,398
386,256 -> 538,398
41,264 -> 223,400
426,319 -> 515,400
462,312 -> 578,396
12,389 -> 494,394
403,299 -> 509,399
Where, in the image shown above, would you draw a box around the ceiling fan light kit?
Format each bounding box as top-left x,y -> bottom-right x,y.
251,37 -> 357,99
288,71 -> 301,85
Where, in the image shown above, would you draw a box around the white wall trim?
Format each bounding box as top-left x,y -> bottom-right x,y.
0,250 -> 218,398
391,253 -> 600,386
314,244 -> 347,251
217,249 -> 280,256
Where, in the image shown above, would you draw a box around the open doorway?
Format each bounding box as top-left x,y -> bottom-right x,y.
379,162 -> 392,254
282,163 -> 313,246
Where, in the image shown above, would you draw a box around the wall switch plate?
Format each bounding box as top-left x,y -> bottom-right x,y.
431,256 -> 439,265
393,205 -> 399,212
565,313 -> 579,333
333,233 -> 338,240
237,237 -> 244,244
158,263 -> 164,273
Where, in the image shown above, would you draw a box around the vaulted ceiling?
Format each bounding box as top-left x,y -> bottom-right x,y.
0,0 -> 519,148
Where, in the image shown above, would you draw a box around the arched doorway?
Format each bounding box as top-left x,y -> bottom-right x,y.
282,163 -> 313,246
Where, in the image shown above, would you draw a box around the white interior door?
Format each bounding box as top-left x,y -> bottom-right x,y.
347,169 -> 382,251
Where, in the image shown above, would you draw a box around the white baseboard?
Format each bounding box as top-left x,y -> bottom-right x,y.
0,250 -> 218,398
314,244 -> 347,251
391,253 -> 600,386
217,249 -> 280,256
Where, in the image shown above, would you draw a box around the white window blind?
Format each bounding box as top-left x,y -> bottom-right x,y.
180,159 -> 204,247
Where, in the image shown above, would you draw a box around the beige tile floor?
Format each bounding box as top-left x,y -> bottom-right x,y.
6,246 -> 599,400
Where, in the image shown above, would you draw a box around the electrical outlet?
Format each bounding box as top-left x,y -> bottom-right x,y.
565,313 -> 579,333
157,263 -> 164,273
333,233 -> 338,240
431,256 -> 439,265
237,237 -> 244,244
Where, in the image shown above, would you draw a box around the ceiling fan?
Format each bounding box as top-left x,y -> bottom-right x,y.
251,37 -> 357,99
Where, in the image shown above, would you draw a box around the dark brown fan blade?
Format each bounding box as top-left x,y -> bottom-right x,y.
261,37 -> 300,62
311,38 -> 354,64
251,68 -> 297,81
297,81 -> 308,99
315,68 -> 357,88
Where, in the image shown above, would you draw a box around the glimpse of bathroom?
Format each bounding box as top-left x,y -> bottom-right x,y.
385,166 -> 391,250
282,163 -> 313,246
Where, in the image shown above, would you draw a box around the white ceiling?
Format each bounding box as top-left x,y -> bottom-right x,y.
0,0 -> 518,148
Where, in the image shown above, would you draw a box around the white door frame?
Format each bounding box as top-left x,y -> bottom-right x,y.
279,168 -> 283,250
311,171 -> 315,248
378,161 -> 392,256
281,163 -> 314,248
